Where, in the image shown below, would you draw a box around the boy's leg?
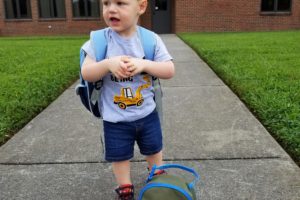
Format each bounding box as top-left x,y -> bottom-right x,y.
103,121 -> 135,199
136,111 -> 163,171
146,150 -> 163,171
112,160 -> 134,200
103,120 -> 135,185
112,160 -> 132,185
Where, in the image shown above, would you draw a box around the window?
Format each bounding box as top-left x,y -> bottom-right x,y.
39,0 -> 66,18
4,0 -> 32,19
72,0 -> 100,18
261,0 -> 292,12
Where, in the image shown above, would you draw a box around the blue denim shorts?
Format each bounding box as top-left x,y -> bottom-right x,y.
103,111 -> 163,162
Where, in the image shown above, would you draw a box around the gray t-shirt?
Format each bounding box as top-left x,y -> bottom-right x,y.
82,27 -> 172,122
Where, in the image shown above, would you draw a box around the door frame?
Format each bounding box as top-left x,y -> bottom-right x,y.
150,0 -> 174,33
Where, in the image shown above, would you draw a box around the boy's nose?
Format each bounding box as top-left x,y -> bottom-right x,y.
108,3 -> 117,13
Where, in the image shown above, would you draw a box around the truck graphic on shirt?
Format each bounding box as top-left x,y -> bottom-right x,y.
113,75 -> 151,109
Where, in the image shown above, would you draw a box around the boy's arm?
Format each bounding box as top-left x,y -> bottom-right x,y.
127,58 -> 175,79
143,60 -> 175,79
81,55 -> 131,82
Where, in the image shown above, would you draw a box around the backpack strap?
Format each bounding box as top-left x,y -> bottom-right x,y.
137,26 -> 164,123
90,28 -> 108,61
138,26 -> 156,61
75,29 -> 108,118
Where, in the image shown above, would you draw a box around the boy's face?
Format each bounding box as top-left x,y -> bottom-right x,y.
102,0 -> 147,37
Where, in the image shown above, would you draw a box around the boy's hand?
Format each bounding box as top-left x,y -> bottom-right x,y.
125,58 -> 147,76
107,56 -> 131,79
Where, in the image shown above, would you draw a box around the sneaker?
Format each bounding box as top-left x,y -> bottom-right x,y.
115,184 -> 134,200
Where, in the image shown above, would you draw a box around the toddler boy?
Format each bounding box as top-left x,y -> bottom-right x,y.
81,0 -> 174,199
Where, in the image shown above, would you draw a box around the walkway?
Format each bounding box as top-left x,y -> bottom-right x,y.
0,35 -> 299,200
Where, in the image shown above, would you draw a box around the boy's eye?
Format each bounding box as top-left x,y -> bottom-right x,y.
102,1 -> 109,6
117,1 -> 126,6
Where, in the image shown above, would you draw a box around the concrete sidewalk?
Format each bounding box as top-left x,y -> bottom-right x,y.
0,35 -> 299,200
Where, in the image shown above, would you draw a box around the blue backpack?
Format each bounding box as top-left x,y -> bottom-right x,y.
75,26 -> 163,119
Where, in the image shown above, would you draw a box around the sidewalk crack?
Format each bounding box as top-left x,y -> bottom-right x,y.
0,156 -> 282,166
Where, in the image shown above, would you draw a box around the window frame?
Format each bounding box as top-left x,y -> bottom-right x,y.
71,0 -> 101,19
38,0 -> 67,19
260,0 -> 292,15
4,0 -> 32,20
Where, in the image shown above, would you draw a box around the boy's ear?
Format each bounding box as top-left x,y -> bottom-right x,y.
138,0 -> 148,15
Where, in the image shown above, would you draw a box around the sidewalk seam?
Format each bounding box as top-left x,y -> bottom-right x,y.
0,156 -> 282,166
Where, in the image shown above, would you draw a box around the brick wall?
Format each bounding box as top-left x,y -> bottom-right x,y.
0,0 -> 299,36
0,0 -> 106,36
174,0 -> 300,32
0,0 -> 3,35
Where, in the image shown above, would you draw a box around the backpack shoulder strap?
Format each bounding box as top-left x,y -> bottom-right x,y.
80,43 -> 88,69
138,26 -> 164,123
90,28 -> 108,61
138,26 -> 156,61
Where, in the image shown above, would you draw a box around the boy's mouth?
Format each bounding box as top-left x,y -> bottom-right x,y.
110,17 -> 120,22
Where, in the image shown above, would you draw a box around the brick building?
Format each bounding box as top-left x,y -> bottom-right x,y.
0,0 -> 299,36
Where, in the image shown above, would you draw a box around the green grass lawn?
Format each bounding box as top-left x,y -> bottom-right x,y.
179,31 -> 300,165
0,36 -> 87,145
1,33 -> 299,166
